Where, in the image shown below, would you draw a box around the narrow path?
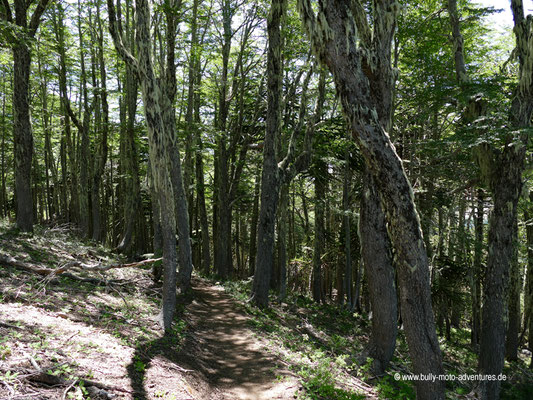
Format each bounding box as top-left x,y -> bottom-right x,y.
179,279 -> 298,400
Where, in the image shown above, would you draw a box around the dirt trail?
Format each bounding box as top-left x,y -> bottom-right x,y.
179,279 -> 299,400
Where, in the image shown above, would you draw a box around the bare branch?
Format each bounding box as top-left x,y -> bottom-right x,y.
106,0 -> 139,74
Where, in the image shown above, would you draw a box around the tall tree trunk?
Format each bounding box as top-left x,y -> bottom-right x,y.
251,0 -> 284,307
248,170 -> 260,276
162,0 -> 193,292
360,170 -> 397,374
526,191 -> 533,368
55,1 -> 83,229
312,159 -> 326,303
472,189 -> 483,347
476,1 -> 533,396
277,183 -> 289,300
342,143 -> 352,306
92,1 -> 110,242
117,0 -> 142,254
0,74 -> 7,218
107,0 -> 184,330
297,1 -> 445,397
12,43 -> 33,232
477,147 -> 524,399
505,215 -> 520,361
214,0 -> 233,279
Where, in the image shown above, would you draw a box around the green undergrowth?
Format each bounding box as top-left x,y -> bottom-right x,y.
0,223 -> 188,399
223,280 -> 373,399
222,279 -> 533,400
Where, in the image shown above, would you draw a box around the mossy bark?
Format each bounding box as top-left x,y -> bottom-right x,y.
360,170 -> 397,375
297,0 -> 445,398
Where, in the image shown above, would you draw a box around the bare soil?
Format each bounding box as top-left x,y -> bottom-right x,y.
0,227 -> 298,400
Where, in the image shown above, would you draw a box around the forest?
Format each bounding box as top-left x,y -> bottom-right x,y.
1,0 -> 533,399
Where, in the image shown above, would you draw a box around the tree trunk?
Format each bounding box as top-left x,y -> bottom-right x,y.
12,44 -> 33,232
251,0 -> 284,307
277,183 -> 289,300
248,170 -> 261,276
312,159 -> 326,303
472,189 -> 483,347
92,1 -> 110,242
343,148 -> 352,306
505,215 -> 520,361
162,0 -> 193,293
360,170 -> 397,374
297,1 -> 445,397
477,147 -> 524,399
476,1 -> 533,396
526,191 -> 533,368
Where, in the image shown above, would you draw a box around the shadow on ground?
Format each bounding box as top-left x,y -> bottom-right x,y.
127,279 -> 297,400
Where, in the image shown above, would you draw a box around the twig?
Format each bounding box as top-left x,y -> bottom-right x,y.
65,331 -> 80,343
62,378 -> 78,400
0,380 -> 14,397
23,352 -> 41,370
0,322 -> 22,330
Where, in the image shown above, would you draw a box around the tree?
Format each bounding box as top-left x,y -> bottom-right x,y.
297,0 -> 445,398
107,0 -> 192,331
0,0 -> 51,232
251,0 -> 285,307
447,0 -> 533,397
360,170 -> 397,374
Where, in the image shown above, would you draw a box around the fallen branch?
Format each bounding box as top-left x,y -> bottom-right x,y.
25,369 -> 133,394
0,252 -> 161,283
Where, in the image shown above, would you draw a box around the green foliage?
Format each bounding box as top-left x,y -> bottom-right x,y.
375,375 -> 415,400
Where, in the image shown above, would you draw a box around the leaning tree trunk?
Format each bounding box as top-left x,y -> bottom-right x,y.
360,170 -> 397,375
137,2 -> 178,332
297,0 -> 444,398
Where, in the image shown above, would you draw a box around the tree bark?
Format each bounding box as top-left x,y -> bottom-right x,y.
248,170 -> 261,276
505,215 -> 520,361
297,0 -> 445,397
107,0 -> 184,331
475,0 -> 533,396
527,192 -> 533,368
312,159 -> 326,303
12,41 -> 34,232
360,170 -> 397,374
7,0 -> 51,231
251,0 -> 284,307
472,189 -> 483,347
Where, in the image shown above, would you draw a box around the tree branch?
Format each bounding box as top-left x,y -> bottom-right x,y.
106,0 -> 139,74
28,0 -> 50,37
0,0 -> 13,22
349,0 -> 371,46
279,65 -> 313,172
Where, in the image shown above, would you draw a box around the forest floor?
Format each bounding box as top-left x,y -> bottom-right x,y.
0,224 -> 303,400
0,224 -> 532,399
